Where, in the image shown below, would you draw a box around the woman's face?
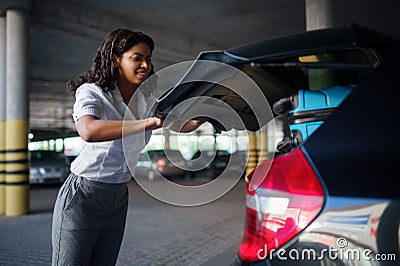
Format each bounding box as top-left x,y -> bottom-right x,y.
115,42 -> 152,89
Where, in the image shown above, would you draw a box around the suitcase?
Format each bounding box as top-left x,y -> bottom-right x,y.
274,84 -> 356,153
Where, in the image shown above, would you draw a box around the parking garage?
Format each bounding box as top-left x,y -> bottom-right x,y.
0,0 -> 399,218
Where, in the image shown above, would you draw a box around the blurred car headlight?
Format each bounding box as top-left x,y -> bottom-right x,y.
30,167 -> 41,175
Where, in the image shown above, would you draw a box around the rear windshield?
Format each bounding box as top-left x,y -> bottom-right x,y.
243,48 -> 379,91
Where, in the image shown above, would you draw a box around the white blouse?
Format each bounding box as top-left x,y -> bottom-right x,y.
70,83 -> 153,183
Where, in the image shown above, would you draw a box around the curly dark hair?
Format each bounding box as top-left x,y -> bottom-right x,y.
66,28 -> 155,96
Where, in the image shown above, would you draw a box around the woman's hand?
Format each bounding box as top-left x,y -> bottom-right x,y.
145,117 -> 163,131
181,120 -> 203,132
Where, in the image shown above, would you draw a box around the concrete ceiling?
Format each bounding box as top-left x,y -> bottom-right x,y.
9,0 -> 400,140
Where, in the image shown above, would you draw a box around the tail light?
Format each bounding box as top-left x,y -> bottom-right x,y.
157,158 -> 166,170
239,147 -> 325,263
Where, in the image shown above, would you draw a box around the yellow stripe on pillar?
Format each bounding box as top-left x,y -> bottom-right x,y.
246,132 -> 258,176
6,119 -> 29,149
257,130 -> 269,163
0,120 -> 5,214
5,162 -> 29,172
5,151 -> 28,161
5,185 -> 29,216
5,119 -> 29,216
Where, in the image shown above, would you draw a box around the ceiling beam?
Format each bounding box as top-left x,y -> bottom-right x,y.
31,0 -> 217,66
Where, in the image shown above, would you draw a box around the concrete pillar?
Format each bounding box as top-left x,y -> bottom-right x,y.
5,9 -> 30,216
0,13 -> 6,214
257,127 -> 269,163
305,0 -> 335,90
305,0 -> 334,30
164,130 -> 170,150
246,132 -> 257,176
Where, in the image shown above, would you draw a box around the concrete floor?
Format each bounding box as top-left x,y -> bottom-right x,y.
0,177 -> 246,265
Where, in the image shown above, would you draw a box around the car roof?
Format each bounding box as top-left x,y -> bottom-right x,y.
214,23 -> 399,62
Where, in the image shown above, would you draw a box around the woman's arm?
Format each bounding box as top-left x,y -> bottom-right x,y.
169,119 -> 204,133
76,115 -> 163,142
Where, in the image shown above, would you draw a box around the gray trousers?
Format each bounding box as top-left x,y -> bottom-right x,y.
52,173 -> 129,266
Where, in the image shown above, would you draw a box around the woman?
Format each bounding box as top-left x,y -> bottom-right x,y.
51,28 -> 199,266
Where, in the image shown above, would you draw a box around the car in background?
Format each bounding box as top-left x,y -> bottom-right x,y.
188,150 -> 248,179
155,23 -> 400,265
189,150 -> 231,178
134,149 -> 188,180
65,154 -> 78,165
134,152 -> 156,180
29,150 -> 71,185
229,150 -> 248,179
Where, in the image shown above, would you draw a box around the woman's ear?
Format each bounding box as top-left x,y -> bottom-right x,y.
113,55 -> 120,67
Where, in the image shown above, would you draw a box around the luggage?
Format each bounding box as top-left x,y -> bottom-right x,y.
274,84 -> 356,153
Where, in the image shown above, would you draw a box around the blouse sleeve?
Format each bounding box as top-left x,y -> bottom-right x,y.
72,84 -> 102,122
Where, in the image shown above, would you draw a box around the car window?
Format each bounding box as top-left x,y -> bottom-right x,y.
247,48 -> 377,91
30,151 -> 64,162
147,150 -> 183,159
191,150 -> 230,159
138,153 -> 148,160
166,150 -> 183,157
216,151 -> 230,156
